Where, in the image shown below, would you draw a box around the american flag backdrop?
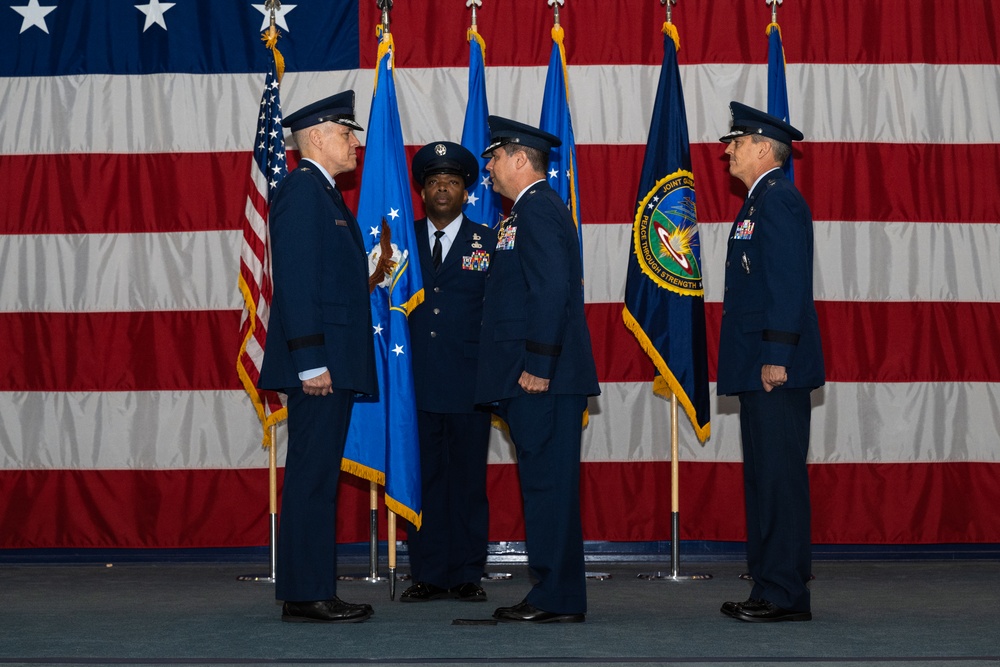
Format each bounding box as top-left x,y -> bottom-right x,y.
1,0 -> 998,549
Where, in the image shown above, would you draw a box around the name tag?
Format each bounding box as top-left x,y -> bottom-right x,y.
335,219 -> 348,227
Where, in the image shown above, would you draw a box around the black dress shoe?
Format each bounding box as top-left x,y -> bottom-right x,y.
400,581 -> 452,602
281,597 -> 372,623
493,600 -> 585,624
732,600 -> 811,623
451,582 -> 488,602
721,598 -> 766,618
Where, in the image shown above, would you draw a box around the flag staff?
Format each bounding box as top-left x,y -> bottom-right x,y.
767,0 -> 782,23
238,0 -> 285,585
339,0 -> 398,589
378,0 -> 398,601
637,0 -> 711,583
547,0 -> 562,25
463,0 -> 511,583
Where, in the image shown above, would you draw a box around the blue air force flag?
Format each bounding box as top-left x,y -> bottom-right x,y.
460,29 -> 502,228
539,24 -> 582,256
343,29 -> 423,528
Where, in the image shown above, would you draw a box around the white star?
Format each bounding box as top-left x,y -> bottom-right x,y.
647,201 -> 655,210
373,323 -> 383,336
392,344 -> 405,356
271,165 -> 282,175
135,0 -> 175,32
480,175 -> 491,188
12,0 -> 56,34
269,178 -> 279,189
369,226 -> 380,237
387,208 -> 400,220
466,193 -> 479,207
548,168 -> 559,179
252,3 -> 297,31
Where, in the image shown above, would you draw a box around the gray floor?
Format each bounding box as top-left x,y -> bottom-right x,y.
1,560 -> 998,667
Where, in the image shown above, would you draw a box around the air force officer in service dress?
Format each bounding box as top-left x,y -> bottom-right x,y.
258,91 -> 376,624
716,102 -> 825,624
401,142 -> 493,604
476,116 -> 600,624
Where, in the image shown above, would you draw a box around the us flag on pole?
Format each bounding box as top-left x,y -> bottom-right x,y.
237,46 -> 288,448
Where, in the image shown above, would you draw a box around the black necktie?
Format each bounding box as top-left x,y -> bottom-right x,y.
432,230 -> 444,270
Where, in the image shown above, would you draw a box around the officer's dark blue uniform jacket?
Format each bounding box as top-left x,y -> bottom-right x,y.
716,169 -> 824,395
409,215 -> 491,413
474,181 -> 600,403
258,163 -> 377,396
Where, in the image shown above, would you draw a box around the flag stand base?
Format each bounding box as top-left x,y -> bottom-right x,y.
237,513 -> 278,583
637,513 -> 712,582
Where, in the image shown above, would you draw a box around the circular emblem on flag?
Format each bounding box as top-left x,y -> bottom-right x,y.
633,169 -> 703,297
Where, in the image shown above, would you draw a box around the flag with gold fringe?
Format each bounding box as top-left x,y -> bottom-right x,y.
460,26 -> 501,229
236,27 -> 288,448
622,21 -> 710,443
342,25 -> 423,528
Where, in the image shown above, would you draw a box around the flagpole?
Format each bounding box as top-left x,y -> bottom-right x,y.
237,0 -> 285,585
237,423 -> 279,583
341,0 -> 397,587
338,482 -> 388,583
634,0 -> 711,584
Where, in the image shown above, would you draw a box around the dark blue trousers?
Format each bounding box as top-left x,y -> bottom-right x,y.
501,393 -> 587,615
275,387 -> 354,602
406,410 -> 492,588
739,387 -> 813,612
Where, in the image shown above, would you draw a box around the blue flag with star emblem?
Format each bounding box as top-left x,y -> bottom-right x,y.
460,29 -> 502,229
622,23 -> 710,443
538,24 -> 582,258
767,21 -> 795,182
342,28 -> 423,529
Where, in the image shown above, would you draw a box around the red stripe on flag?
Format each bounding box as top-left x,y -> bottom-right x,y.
359,1 -> 1000,67
587,301 -> 1000,384
4,461 -> 997,548
5,144 -> 998,235
2,302 -> 1000,391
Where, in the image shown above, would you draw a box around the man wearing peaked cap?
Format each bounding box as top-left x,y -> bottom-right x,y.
719,101 -> 804,145
281,90 -> 364,132
716,101 -> 824,624
475,116 -> 599,623
259,90 -> 376,623
480,115 -> 561,158
401,141 -> 494,605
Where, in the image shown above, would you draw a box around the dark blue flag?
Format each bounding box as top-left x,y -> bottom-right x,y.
767,21 -> 795,181
539,24 -> 582,255
622,24 -> 710,443
343,29 -> 423,528
460,28 -> 502,228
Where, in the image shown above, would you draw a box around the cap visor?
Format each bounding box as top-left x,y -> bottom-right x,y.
719,129 -> 749,143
